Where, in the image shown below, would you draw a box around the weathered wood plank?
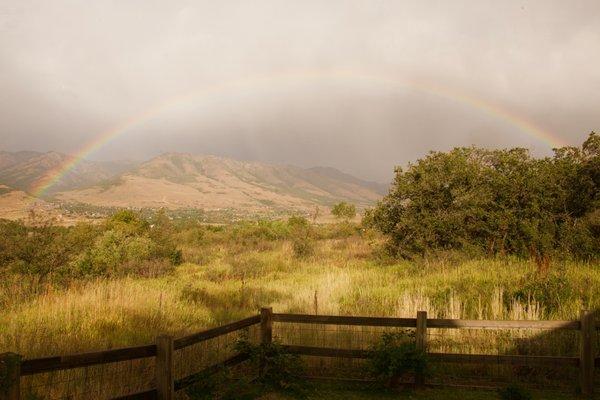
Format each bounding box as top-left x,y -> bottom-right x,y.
21,345 -> 157,375
156,335 -> 174,400
21,316 -> 259,375
428,353 -> 580,367
261,308 -> 273,345
427,319 -> 580,330
260,307 -> 273,377
283,345 -> 580,367
284,345 -> 370,359
415,311 -> 427,387
273,313 -> 417,327
174,315 -> 261,349
273,314 -> 579,330
0,352 -> 21,400
580,309 -> 595,397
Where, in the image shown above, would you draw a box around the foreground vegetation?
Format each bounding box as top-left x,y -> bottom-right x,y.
0,213 -> 598,358
0,135 -> 598,400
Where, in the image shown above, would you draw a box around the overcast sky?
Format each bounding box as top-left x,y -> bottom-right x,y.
0,0 -> 599,181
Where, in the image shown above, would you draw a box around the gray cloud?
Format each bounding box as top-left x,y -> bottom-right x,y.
1,0 -> 599,181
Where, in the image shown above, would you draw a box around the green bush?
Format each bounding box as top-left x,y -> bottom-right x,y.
0,210 -> 181,281
234,333 -> 306,395
169,249 -> 183,265
331,201 -> 357,220
0,220 -> 98,278
287,215 -> 309,230
292,236 -> 314,258
285,214 -> 315,258
368,331 -> 427,386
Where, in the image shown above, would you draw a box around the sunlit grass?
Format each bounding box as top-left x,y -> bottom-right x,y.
1,235 -> 599,358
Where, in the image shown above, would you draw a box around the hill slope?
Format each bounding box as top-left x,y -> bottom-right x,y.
0,151 -> 134,195
56,153 -> 386,212
0,184 -> 58,221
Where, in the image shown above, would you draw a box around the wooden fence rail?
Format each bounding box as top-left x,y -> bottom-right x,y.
0,309 -> 596,400
273,309 -> 596,397
1,315 -> 262,400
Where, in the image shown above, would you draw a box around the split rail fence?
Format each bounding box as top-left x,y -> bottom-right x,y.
0,308 -> 597,399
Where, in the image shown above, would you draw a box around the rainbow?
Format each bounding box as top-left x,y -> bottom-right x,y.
31,70 -> 568,198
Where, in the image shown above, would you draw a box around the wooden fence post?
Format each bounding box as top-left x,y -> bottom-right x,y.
156,335 -> 174,400
580,309 -> 594,397
0,352 -> 21,400
261,307 -> 273,345
260,307 -> 273,377
415,310 -> 427,387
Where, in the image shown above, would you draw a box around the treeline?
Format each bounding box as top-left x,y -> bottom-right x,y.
0,209 -> 360,282
368,132 -> 600,261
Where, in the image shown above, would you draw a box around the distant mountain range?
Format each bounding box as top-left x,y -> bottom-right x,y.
0,151 -> 388,214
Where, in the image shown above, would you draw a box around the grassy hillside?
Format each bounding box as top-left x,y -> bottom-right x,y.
55,153 -> 385,212
0,151 -> 133,195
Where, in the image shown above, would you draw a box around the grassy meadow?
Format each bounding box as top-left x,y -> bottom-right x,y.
1,217 -> 598,359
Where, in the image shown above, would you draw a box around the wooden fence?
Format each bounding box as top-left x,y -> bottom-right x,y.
0,309 -> 597,399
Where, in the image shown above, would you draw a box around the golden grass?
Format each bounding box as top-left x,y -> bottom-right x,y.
1,235 -> 599,359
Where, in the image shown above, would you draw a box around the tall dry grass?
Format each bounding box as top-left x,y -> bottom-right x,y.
2,232 -> 598,359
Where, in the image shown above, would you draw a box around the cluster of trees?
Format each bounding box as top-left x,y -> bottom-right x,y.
368,132 -> 599,261
0,210 -> 181,281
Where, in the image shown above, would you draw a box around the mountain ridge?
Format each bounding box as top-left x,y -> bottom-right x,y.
0,151 -> 134,195
0,150 -> 388,214
59,152 -> 387,212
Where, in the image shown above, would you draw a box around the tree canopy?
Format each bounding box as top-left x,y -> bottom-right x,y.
369,132 -> 600,260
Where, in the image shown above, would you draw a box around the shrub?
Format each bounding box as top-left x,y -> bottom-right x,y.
286,214 -> 315,258
287,215 -> 309,230
498,384 -> 532,400
331,201 -> 356,220
65,210 -> 180,278
169,249 -> 183,265
234,332 -> 306,395
292,236 -> 314,258
107,210 -> 148,235
0,220 -> 99,279
368,331 -> 427,386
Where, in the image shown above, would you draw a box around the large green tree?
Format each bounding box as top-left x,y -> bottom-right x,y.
369,132 -> 599,260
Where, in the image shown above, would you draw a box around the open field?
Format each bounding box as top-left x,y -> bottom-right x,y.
1,221 -> 598,359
